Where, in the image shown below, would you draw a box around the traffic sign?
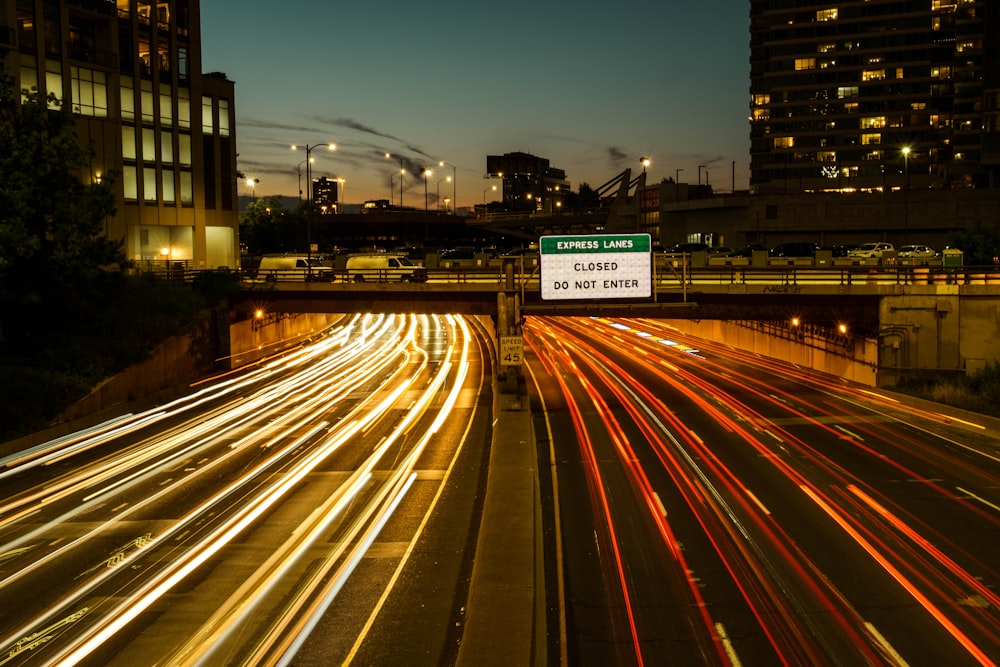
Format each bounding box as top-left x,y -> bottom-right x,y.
539,233 -> 652,300
499,336 -> 523,366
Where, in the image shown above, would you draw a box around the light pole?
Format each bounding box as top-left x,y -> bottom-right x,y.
386,153 -> 404,208
437,176 -> 451,211
292,143 -> 336,276
902,146 -> 911,242
246,177 -> 258,200
422,167 -> 432,211
296,160 -> 308,200
483,184 -> 496,207
439,160 -> 457,213
640,156 -> 650,175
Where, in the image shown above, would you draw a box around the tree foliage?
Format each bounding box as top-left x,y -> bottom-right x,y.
949,222 -> 1000,266
0,69 -> 124,349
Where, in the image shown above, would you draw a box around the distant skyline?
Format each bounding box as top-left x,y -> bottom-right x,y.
199,3 -> 750,209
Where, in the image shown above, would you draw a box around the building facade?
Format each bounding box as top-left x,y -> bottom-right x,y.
486,151 -> 570,214
750,0 -> 1000,195
1,0 -> 239,270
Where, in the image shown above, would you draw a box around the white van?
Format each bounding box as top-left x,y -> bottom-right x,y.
345,253 -> 427,283
256,254 -> 334,282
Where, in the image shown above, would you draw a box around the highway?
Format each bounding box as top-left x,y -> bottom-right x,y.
525,316 -> 1000,666
0,313 -> 491,666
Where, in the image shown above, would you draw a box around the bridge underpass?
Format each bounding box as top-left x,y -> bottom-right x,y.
233,281 -> 916,386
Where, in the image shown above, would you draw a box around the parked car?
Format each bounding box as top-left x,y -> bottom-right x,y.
727,243 -> 767,258
256,254 -> 334,282
769,242 -> 819,257
672,242 -> 711,253
709,246 -> 734,255
898,244 -> 936,259
345,253 -> 427,282
848,242 -> 894,259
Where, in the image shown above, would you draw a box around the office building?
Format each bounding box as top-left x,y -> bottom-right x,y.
486,152 -> 570,214
1,0 -> 239,270
750,0 -> 1000,195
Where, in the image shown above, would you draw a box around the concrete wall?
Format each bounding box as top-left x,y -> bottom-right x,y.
878,288 -> 1000,384
661,319 -> 880,386
228,312 -> 342,368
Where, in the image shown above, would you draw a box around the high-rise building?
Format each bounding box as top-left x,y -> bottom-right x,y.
1,0 -> 239,270
486,152 -> 570,213
749,0 -> 1000,195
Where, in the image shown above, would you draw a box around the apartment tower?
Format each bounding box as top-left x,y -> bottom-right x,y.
749,0 -> 1000,195
1,0 -> 239,270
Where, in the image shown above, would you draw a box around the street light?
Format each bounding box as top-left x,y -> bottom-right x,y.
640,156 -> 650,174
902,146 -> 911,242
386,153 -> 404,208
439,160 -> 457,213
422,167 -> 432,211
483,184 -> 496,205
246,177 -> 258,200
437,176 -> 451,211
292,143 -> 336,276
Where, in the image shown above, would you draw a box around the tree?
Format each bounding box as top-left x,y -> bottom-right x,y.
950,222 -> 1000,266
0,68 -> 123,348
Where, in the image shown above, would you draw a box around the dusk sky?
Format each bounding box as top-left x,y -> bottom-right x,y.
199,3 -> 750,210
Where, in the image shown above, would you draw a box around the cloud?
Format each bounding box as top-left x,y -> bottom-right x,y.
606,146 -> 629,164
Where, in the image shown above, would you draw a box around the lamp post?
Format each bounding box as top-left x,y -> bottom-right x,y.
292,143 -> 336,277
902,146 -> 911,242
422,167 -> 432,211
246,177 -> 258,200
386,153 -> 404,208
483,185 -> 496,210
439,160 -> 457,213
437,176 -> 451,211
296,160 -> 308,200
640,156 -> 650,175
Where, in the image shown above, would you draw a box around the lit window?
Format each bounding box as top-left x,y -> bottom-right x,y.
160,85 -> 173,127
141,80 -> 154,123
45,60 -> 62,110
816,8 -> 838,21
861,116 -> 886,129
773,137 -> 794,148
161,132 -> 173,164
121,77 -> 134,120
142,127 -> 156,161
162,169 -> 175,203
123,166 -> 138,200
219,99 -> 230,137
862,69 -> 886,81
201,96 -> 213,134
143,167 -> 157,202
837,86 -> 858,98
180,171 -> 193,204
795,58 -> 816,71
122,126 -> 136,160
818,151 -> 836,162
844,102 -> 858,114
178,133 -> 192,166
178,88 -> 191,129
818,43 -> 836,53
931,66 -> 952,78
753,93 -> 770,105
752,109 -> 770,121
862,133 -> 881,145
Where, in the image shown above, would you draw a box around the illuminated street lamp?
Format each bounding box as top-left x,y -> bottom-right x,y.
246,177 -> 258,200
437,176 -> 451,211
640,156 -> 650,174
386,153 -> 405,208
292,143 -> 336,276
483,184 -> 496,205
422,167 -> 432,211
439,160 -> 457,213
902,146 -> 911,242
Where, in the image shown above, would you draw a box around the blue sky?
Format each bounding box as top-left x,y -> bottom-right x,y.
199,3 -> 749,209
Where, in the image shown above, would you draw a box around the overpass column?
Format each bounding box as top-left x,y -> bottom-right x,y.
497,292 -> 524,399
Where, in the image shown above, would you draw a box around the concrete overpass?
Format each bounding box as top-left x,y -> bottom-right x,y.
232,265 -> 1000,388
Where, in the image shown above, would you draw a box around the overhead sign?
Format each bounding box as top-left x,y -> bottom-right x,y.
539,233 -> 651,301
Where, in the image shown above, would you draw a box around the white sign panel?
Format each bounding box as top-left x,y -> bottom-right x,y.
539,234 -> 652,300
499,336 -> 523,366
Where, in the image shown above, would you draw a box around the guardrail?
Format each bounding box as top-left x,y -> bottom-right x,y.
141,262 -> 1000,288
